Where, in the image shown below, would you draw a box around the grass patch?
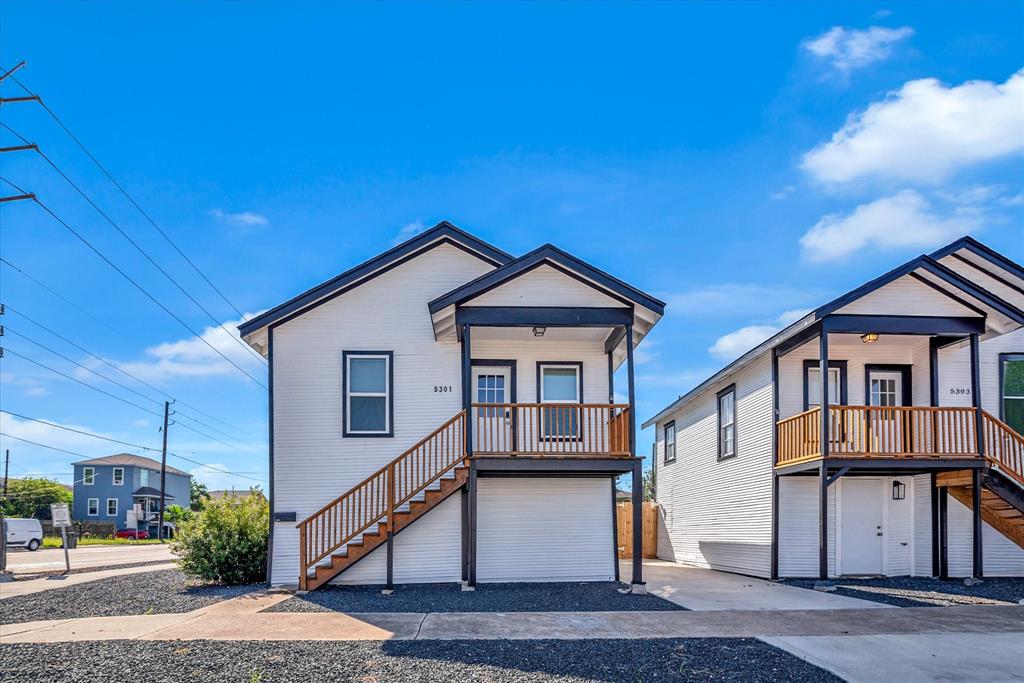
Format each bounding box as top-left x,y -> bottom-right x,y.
42,537 -> 165,548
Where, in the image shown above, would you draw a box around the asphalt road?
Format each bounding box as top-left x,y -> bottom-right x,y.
4,543 -> 175,573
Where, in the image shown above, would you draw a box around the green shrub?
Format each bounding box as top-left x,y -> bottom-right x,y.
172,490 -> 268,584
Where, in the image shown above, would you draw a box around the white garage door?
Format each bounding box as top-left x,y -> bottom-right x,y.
477,477 -> 615,582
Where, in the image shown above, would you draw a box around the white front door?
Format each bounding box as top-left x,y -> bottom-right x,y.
868,370 -> 905,453
472,366 -> 512,453
840,479 -> 884,575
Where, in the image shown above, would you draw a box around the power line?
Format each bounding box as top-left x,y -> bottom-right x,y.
2,303 -> 254,439
2,71 -> 251,321
0,412 -> 264,483
0,123 -> 266,367
0,257 -> 119,335
0,177 -> 267,389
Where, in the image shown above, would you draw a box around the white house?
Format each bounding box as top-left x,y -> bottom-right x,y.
644,237 -> 1024,580
240,221 -> 663,590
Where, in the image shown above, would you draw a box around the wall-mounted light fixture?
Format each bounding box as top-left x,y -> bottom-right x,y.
892,480 -> 906,500
861,333 -> 879,344
532,326 -> 546,337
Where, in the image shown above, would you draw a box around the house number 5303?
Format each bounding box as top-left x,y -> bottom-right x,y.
434,385 -> 453,393
949,388 -> 971,396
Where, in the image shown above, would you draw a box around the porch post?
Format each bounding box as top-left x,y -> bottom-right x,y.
631,458 -> 644,589
461,323 -> 477,588
462,324 -> 473,457
819,326 -> 829,459
938,486 -> 949,579
930,472 -> 940,577
626,323 -> 636,456
607,351 -> 615,404
818,460 -> 828,580
972,467 -> 984,579
468,464 -> 478,587
770,346 -> 780,580
610,477 -> 620,582
969,333 -> 984,457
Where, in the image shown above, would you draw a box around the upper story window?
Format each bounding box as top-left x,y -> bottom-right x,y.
717,385 -> 736,460
663,421 -> 676,464
343,351 -> 393,437
1002,353 -> 1024,435
140,469 -> 150,487
804,360 -> 847,410
83,467 -> 95,486
112,467 -> 124,486
538,362 -> 582,438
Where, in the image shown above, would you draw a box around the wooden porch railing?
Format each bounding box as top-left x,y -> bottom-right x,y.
776,405 -> 980,466
471,403 -> 631,456
982,411 -> 1024,488
297,411 -> 467,589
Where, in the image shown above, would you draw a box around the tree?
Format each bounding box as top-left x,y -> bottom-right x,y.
642,467 -> 656,502
0,478 -> 73,519
164,504 -> 193,526
190,479 -> 210,512
173,490 -> 268,584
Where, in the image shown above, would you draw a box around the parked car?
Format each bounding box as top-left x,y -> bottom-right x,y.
3,518 -> 44,551
115,529 -> 150,540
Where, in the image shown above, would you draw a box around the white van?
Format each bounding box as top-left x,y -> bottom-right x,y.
4,518 -> 44,551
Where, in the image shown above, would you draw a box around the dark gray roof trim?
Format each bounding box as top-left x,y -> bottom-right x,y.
428,244 -> 666,315
642,236 -> 1024,429
238,222 -> 514,337
133,486 -> 175,498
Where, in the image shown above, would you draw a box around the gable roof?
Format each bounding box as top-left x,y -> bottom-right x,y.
238,221 -> 513,338
641,236 -> 1024,429
75,453 -> 190,477
427,243 -> 666,315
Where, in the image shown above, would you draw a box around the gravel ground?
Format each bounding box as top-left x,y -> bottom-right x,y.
265,581 -> 685,613
12,558 -> 174,579
784,576 -> 1024,607
0,638 -> 839,682
0,569 -> 259,625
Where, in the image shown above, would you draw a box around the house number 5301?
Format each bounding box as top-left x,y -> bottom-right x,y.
434,385 -> 453,393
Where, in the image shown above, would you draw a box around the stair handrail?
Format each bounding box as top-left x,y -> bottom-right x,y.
981,411 -> 1024,488
297,410 -> 467,587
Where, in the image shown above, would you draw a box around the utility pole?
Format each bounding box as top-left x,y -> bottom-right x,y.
2,449 -> 8,497
0,449 -> 7,575
158,401 -> 170,542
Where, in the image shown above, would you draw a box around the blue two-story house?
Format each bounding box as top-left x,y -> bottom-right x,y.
72,454 -> 192,536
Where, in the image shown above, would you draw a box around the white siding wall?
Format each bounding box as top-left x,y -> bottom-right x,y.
270,243 -> 493,585
470,264 -> 623,308
654,356 -> 774,577
836,275 -> 981,317
912,475 -> 933,575
938,327 -> 1024,411
946,496 -> 1024,577
477,478 -> 614,582
472,338 -> 609,404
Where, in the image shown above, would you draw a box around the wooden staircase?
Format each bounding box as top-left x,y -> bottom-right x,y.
936,412 -> 1024,551
298,411 -> 468,590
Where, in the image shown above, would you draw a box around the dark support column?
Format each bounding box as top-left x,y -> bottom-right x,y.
460,487 -> 469,582
461,323 -> 473,457
610,477 -> 620,582
819,328 -> 830,459
969,333 -> 984,457
930,472 -> 940,577
385,532 -> 394,590
461,323 -> 476,588
630,458 -> 644,588
607,351 -> 615,404
626,323 -> 636,457
771,472 -> 780,580
939,487 -> 949,579
929,337 -> 940,407
972,468 -> 984,579
819,460 -> 828,580
468,465 -> 478,587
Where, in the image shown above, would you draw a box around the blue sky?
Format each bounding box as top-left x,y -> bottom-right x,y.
1,1 -> 1021,491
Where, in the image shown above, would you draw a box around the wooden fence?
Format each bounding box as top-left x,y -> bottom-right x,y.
615,501 -> 658,559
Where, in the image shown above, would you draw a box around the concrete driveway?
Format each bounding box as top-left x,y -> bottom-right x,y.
5,543 -> 175,573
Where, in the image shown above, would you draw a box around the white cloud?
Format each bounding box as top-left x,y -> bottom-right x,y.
0,412 -> 117,456
115,313 -> 267,383
1,372 -> 49,397
802,70 -> 1024,185
208,209 -> 269,227
189,463 -> 264,491
770,185 -> 796,200
132,419 -> 152,429
803,25 -> 913,72
392,220 -> 427,245
799,189 -> 982,263
709,309 -> 813,362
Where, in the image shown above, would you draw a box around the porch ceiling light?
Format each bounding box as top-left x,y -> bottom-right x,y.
861,333 -> 879,344
533,326 -> 546,337
892,481 -> 906,500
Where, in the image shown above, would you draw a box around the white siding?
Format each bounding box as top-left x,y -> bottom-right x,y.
654,356 -> 774,578
946,495 -> 1024,577
476,478 -> 614,582
836,275 -> 982,317
912,475 -> 933,576
330,494 -> 462,585
884,476 -> 914,576
270,243 -> 493,585
469,264 -> 624,308
938,327 -> 1024,411
471,338 -> 609,404
778,477 -> 834,577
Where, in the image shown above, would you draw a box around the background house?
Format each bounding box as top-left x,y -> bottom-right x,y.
72,454 -> 191,535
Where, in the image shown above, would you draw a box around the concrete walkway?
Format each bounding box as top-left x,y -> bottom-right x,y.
5,543 -> 175,573
1,562 -> 179,599
639,559 -> 888,611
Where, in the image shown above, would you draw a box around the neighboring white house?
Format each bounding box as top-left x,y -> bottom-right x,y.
240,221 -> 662,589
644,237 -> 1024,580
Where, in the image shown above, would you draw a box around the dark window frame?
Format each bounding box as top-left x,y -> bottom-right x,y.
663,420 -> 676,464
802,360 -> 849,411
536,361 -> 584,442
999,352 -> 1024,433
717,384 -> 737,461
863,364 -> 913,407
342,350 -> 395,438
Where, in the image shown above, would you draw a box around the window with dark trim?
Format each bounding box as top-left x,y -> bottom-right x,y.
536,361 -> 583,439
1001,353 -> 1024,435
717,385 -> 736,460
802,360 -> 849,410
663,421 -> 676,464
342,351 -> 394,437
